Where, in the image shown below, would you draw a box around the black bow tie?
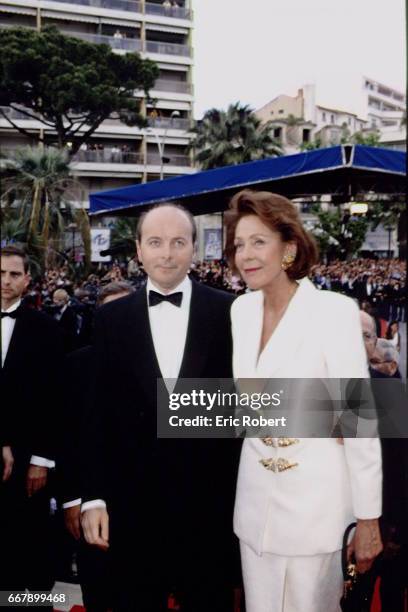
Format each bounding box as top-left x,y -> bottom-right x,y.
1,307 -> 21,319
148,290 -> 183,307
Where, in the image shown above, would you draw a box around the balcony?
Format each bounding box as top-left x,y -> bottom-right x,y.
69,31 -> 142,52
145,40 -> 190,57
71,149 -> 144,164
152,79 -> 191,94
48,0 -> 141,12
146,152 -> 190,166
145,2 -> 191,20
147,116 -> 190,130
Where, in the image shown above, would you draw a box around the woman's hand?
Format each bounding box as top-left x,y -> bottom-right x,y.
348,518 -> 383,573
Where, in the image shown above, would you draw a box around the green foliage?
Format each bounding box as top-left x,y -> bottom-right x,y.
311,205 -> 369,260
0,26 -> 159,154
1,146 -> 90,270
189,102 -> 282,169
367,200 -> 405,231
351,131 -> 381,146
300,138 -> 322,151
111,217 -> 138,256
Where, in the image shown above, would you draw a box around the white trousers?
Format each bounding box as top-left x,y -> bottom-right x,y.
240,541 -> 343,612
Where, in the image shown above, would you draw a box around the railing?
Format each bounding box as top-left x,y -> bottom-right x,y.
69,31 -> 142,51
49,0 -> 141,12
147,116 -> 190,130
0,106 -> 40,121
145,40 -> 190,57
146,153 -> 190,166
153,79 -> 191,94
72,149 -> 144,164
145,2 -> 191,20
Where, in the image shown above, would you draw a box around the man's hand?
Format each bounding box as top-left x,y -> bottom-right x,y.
348,518 -> 383,574
2,446 -> 14,482
64,505 -> 81,541
26,465 -> 48,497
81,508 -> 109,550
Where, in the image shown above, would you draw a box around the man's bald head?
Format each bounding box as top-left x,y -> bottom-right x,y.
136,203 -> 196,244
53,288 -> 69,306
360,310 -> 377,361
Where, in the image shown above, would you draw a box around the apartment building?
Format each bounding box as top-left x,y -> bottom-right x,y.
0,0 -> 195,206
255,84 -> 369,154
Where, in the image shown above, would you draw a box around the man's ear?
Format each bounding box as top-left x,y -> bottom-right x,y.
136,240 -> 142,263
24,273 -> 31,291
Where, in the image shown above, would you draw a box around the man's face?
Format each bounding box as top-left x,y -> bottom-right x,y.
136,206 -> 195,293
1,255 -> 30,307
360,312 -> 377,360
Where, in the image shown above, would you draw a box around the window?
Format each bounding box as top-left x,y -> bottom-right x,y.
278,109 -> 284,114
348,117 -> 351,125
322,112 -> 326,121
331,114 -> 335,124
302,129 -> 311,143
273,127 -> 282,139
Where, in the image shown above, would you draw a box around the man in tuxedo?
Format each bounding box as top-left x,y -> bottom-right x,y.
81,204 -> 240,611
0,245 -> 65,598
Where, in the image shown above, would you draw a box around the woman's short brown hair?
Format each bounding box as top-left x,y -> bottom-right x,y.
224,189 -> 319,280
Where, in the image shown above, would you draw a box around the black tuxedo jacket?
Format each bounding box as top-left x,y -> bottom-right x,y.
82,280 -> 240,583
1,306 -> 65,467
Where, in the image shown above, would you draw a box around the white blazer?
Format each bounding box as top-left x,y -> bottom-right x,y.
232,278 -> 382,556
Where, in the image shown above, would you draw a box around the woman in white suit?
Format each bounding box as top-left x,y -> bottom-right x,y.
224,190 -> 383,612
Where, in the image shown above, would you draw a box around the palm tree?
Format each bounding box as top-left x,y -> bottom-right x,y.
1,146 -> 91,269
189,103 -> 282,170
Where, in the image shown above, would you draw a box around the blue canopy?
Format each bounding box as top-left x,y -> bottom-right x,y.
90,145 -> 406,217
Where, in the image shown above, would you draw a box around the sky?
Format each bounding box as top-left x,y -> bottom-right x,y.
192,0 -> 406,119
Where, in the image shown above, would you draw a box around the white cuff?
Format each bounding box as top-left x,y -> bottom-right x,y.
30,455 -> 55,469
81,499 -> 107,513
62,498 -> 82,509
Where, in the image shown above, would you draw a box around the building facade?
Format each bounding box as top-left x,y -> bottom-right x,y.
0,0 -> 195,208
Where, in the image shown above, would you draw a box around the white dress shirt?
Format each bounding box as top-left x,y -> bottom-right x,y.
146,276 -> 191,382
1,299 -> 21,368
1,299 -> 55,469
80,276 -> 192,513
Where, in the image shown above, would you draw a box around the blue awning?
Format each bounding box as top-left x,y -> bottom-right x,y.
89,145 -> 406,216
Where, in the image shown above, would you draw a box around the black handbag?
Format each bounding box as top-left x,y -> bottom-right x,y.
340,522 -> 380,612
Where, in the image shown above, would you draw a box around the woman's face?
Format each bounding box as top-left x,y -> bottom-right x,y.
234,214 -> 294,291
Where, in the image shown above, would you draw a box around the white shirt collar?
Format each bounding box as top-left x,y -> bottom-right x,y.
2,298 -> 22,314
146,275 -> 191,301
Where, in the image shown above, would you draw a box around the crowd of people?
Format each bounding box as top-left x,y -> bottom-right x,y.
20,256 -> 406,355
1,195 -> 407,612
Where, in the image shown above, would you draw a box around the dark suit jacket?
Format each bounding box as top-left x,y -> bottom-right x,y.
1,307 -> 65,473
82,280 -> 240,585
57,345 -> 95,504
56,306 -> 79,352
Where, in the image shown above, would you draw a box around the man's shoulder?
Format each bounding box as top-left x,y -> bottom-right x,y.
23,306 -> 60,330
96,289 -> 142,320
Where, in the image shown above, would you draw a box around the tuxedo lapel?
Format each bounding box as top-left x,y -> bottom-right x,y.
121,289 -> 162,397
2,308 -> 31,373
177,281 -> 212,380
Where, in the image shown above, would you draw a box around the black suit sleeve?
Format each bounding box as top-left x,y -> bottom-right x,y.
81,310 -> 111,503
57,346 -> 94,504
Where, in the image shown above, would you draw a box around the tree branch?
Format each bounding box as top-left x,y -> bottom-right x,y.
8,104 -> 55,128
0,108 -> 46,144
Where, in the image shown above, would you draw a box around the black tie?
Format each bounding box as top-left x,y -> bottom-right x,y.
1,308 -> 20,319
148,290 -> 183,307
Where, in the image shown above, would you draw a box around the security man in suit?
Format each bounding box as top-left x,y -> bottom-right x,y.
0,245 -> 65,599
